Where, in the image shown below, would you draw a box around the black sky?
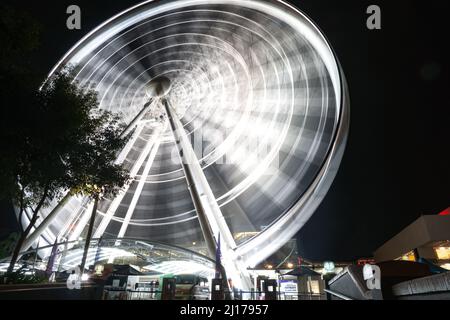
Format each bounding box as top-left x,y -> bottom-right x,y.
1,0 -> 449,261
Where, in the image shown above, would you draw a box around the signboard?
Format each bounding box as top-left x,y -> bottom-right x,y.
279,280 -> 297,296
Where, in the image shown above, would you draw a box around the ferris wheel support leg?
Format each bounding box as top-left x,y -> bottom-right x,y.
94,122 -> 163,239
20,195 -> 71,253
162,98 -> 253,292
116,124 -> 164,243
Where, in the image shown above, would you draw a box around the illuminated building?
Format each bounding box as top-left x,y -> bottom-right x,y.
374,212 -> 450,270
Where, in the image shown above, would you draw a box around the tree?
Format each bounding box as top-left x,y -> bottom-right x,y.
68,108 -> 130,273
2,69 -> 130,276
0,7 -> 130,277
0,5 -> 47,276
0,5 -> 130,279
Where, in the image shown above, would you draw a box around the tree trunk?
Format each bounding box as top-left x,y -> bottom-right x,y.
17,188 -> 25,233
6,186 -> 49,276
6,232 -> 27,276
79,194 -> 99,273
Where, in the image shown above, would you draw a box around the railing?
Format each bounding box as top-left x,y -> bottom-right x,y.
214,290 -> 326,301
103,288 -> 161,300
101,289 -> 328,301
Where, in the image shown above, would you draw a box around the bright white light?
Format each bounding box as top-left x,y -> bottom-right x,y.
441,264 -> 450,271
146,260 -> 214,278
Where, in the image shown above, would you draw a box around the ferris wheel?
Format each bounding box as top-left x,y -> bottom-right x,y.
20,0 -> 349,289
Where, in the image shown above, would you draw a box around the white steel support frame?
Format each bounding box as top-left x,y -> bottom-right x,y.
116,124 -> 164,240
94,123 -> 162,239
162,98 -> 252,291
68,201 -> 96,242
20,100 -> 156,252
89,124 -> 147,239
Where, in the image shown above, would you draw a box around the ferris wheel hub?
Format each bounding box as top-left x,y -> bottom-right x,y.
146,76 -> 172,98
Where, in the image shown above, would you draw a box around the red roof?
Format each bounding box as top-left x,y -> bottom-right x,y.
438,207 -> 450,216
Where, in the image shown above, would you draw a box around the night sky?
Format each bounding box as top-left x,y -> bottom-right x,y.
1,0 -> 448,261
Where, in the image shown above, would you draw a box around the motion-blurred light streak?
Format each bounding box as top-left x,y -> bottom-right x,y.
21,0 -> 349,275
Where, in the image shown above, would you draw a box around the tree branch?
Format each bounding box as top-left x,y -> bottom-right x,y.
23,185 -> 49,238
17,186 -> 26,233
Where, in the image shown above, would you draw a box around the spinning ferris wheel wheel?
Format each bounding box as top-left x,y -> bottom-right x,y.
19,0 -> 349,289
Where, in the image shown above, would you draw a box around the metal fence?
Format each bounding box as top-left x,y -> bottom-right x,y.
102,288 -> 326,301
